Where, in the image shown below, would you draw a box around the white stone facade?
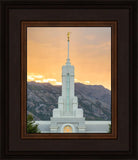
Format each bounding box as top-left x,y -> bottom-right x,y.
36,121 -> 111,133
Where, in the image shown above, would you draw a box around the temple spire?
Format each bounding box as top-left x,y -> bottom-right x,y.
66,32 -> 71,65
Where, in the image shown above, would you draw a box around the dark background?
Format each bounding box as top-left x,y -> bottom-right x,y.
0,0 -> 137,159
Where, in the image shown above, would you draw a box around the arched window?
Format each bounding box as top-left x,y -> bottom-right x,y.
63,125 -> 72,133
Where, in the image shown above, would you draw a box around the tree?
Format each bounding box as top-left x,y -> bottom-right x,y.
108,124 -> 112,133
27,114 -> 41,133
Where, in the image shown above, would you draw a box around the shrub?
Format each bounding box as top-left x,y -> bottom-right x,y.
108,124 -> 112,133
27,114 -> 41,133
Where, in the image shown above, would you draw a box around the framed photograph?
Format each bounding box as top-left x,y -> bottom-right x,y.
0,0 -> 137,159
21,21 -> 117,139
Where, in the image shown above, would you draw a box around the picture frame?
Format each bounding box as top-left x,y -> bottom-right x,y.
0,0 -> 137,159
21,21 -> 117,139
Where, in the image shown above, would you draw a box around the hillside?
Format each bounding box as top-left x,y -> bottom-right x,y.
27,82 -> 111,121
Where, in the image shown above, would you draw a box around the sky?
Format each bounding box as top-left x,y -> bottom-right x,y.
27,27 -> 111,90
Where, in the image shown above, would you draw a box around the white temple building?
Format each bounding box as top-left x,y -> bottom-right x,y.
50,33 -> 85,133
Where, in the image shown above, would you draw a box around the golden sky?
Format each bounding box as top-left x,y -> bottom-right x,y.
27,27 -> 111,90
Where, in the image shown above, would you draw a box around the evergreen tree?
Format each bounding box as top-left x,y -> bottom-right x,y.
27,114 -> 41,133
108,124 -> 112,133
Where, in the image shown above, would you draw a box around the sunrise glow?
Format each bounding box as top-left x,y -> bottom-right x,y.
27,27 -> 111,90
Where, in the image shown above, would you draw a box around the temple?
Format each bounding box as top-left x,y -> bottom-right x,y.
50,33 -> 85,133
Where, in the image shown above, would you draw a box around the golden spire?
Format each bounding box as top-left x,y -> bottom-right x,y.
66,32 -> 71,65
67,32 -> 70,41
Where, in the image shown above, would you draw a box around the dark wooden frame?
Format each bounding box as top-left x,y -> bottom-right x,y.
0,0 -> 137,159
21,21 -> 117,139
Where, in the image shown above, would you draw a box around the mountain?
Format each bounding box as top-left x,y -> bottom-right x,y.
27,82 -> 111,121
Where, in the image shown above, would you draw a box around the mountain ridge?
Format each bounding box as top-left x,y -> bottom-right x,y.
27,82 -> 111,121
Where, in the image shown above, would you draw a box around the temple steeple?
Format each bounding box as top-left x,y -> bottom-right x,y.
66,32 -> 71,65
50,32 -> 85,133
